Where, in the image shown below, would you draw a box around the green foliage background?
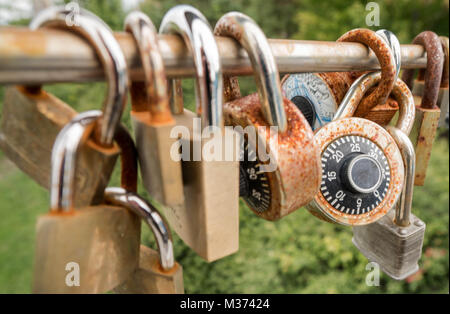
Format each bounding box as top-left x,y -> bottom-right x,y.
0,0 -> 448,293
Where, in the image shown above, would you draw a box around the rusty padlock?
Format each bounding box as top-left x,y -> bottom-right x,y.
281,28 -> 398,129
33,111 -> 141,294
0,6 -> 128,206
105,187 -> 184,294
306,71 -> 416,226
353,124 -> 426,280
214,12 -> 321,220
124,11 -> 184,210
438,36 -> 449,127
402,31 -> 444,186
159,5 -> 240,262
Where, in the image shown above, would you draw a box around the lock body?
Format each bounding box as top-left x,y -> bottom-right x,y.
132,111 -> 184,208
164,110 -> 240,262
33,205 -> 141,293
224,93 -> 321,220
437,86 -> 449,127
307,116 -> 404,225
115,245 -> 184,294
409,101 -> 440,186
0,86 -> 119,206
353,210 -> 426,280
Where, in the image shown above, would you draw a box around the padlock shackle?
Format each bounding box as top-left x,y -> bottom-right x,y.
159,5 -> 223,129
440,36 -> 449,88
385,126 -> 415,227
401,31 -> 444,109
50,111 -> 101,211
376,29 -> 401,81
125,11 -> 173,124
30,6 -> 129,147
214,12 -> 288,132
334,71 -> 415,135
104,187 -> 175,271
337,29 -> 397,117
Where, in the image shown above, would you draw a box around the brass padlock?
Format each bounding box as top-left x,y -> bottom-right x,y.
353,126 -> 426,280
33,111 -> 140,294
281,28 -> 398,129
402,31 -> 444,186
105,187 -> 184,294
214,12 -> 321,220
159,5 -> 240,262
124,12 -> 184,210
306,71 -> 416,226
0,6 -> 128,206
438,36 -> 449,127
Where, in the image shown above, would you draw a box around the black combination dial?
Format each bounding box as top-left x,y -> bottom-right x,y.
239,140 -> 271,213
320,135 -> 391,215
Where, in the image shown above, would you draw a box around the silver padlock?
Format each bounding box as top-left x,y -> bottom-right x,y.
353,85 -> 426,280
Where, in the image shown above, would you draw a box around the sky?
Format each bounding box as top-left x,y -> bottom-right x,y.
0,0 -> 142,25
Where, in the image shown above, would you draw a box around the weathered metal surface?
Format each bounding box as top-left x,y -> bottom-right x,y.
402,31 -> 444,109
306,72 -> 414,226
403,31 -> 444,186
308,117 -> 404,225
215,12 -> 321,220
438,36 -> 449,127
0,27 -> 428,84
338,28 -> 396,117
224,93 -> 321,220
353,210 -> 425,280
281,29 -> 400,127
410,105 -> 440,185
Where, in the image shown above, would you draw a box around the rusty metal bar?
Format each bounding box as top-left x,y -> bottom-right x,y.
0,27 -> 427,85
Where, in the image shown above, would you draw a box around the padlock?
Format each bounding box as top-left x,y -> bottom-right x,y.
33,111 -> 141,294
159,5 -> 240,262
281,28 -> 398,129
306,70 -> 416,226
410,36 -> 449,128
213,12 -> 321,220
402,31 -> 444,186
438,36 -> 449,127
0,6 -> 128,206
353,126 -> 425,280
124,12 -> 184,210
105,187 -> 184,294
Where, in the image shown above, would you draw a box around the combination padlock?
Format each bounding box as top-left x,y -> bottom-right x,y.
402,31 -> 444,186
281,28 -> 398,129
0,6 -> 128,207
214,12 -> 321,220
124,11 -> 184,210
306,70 -> 416,226
33,111 -> 140,294
353,124 -> 426,280
159,5 -> 240,262
105,188 -> 184,294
